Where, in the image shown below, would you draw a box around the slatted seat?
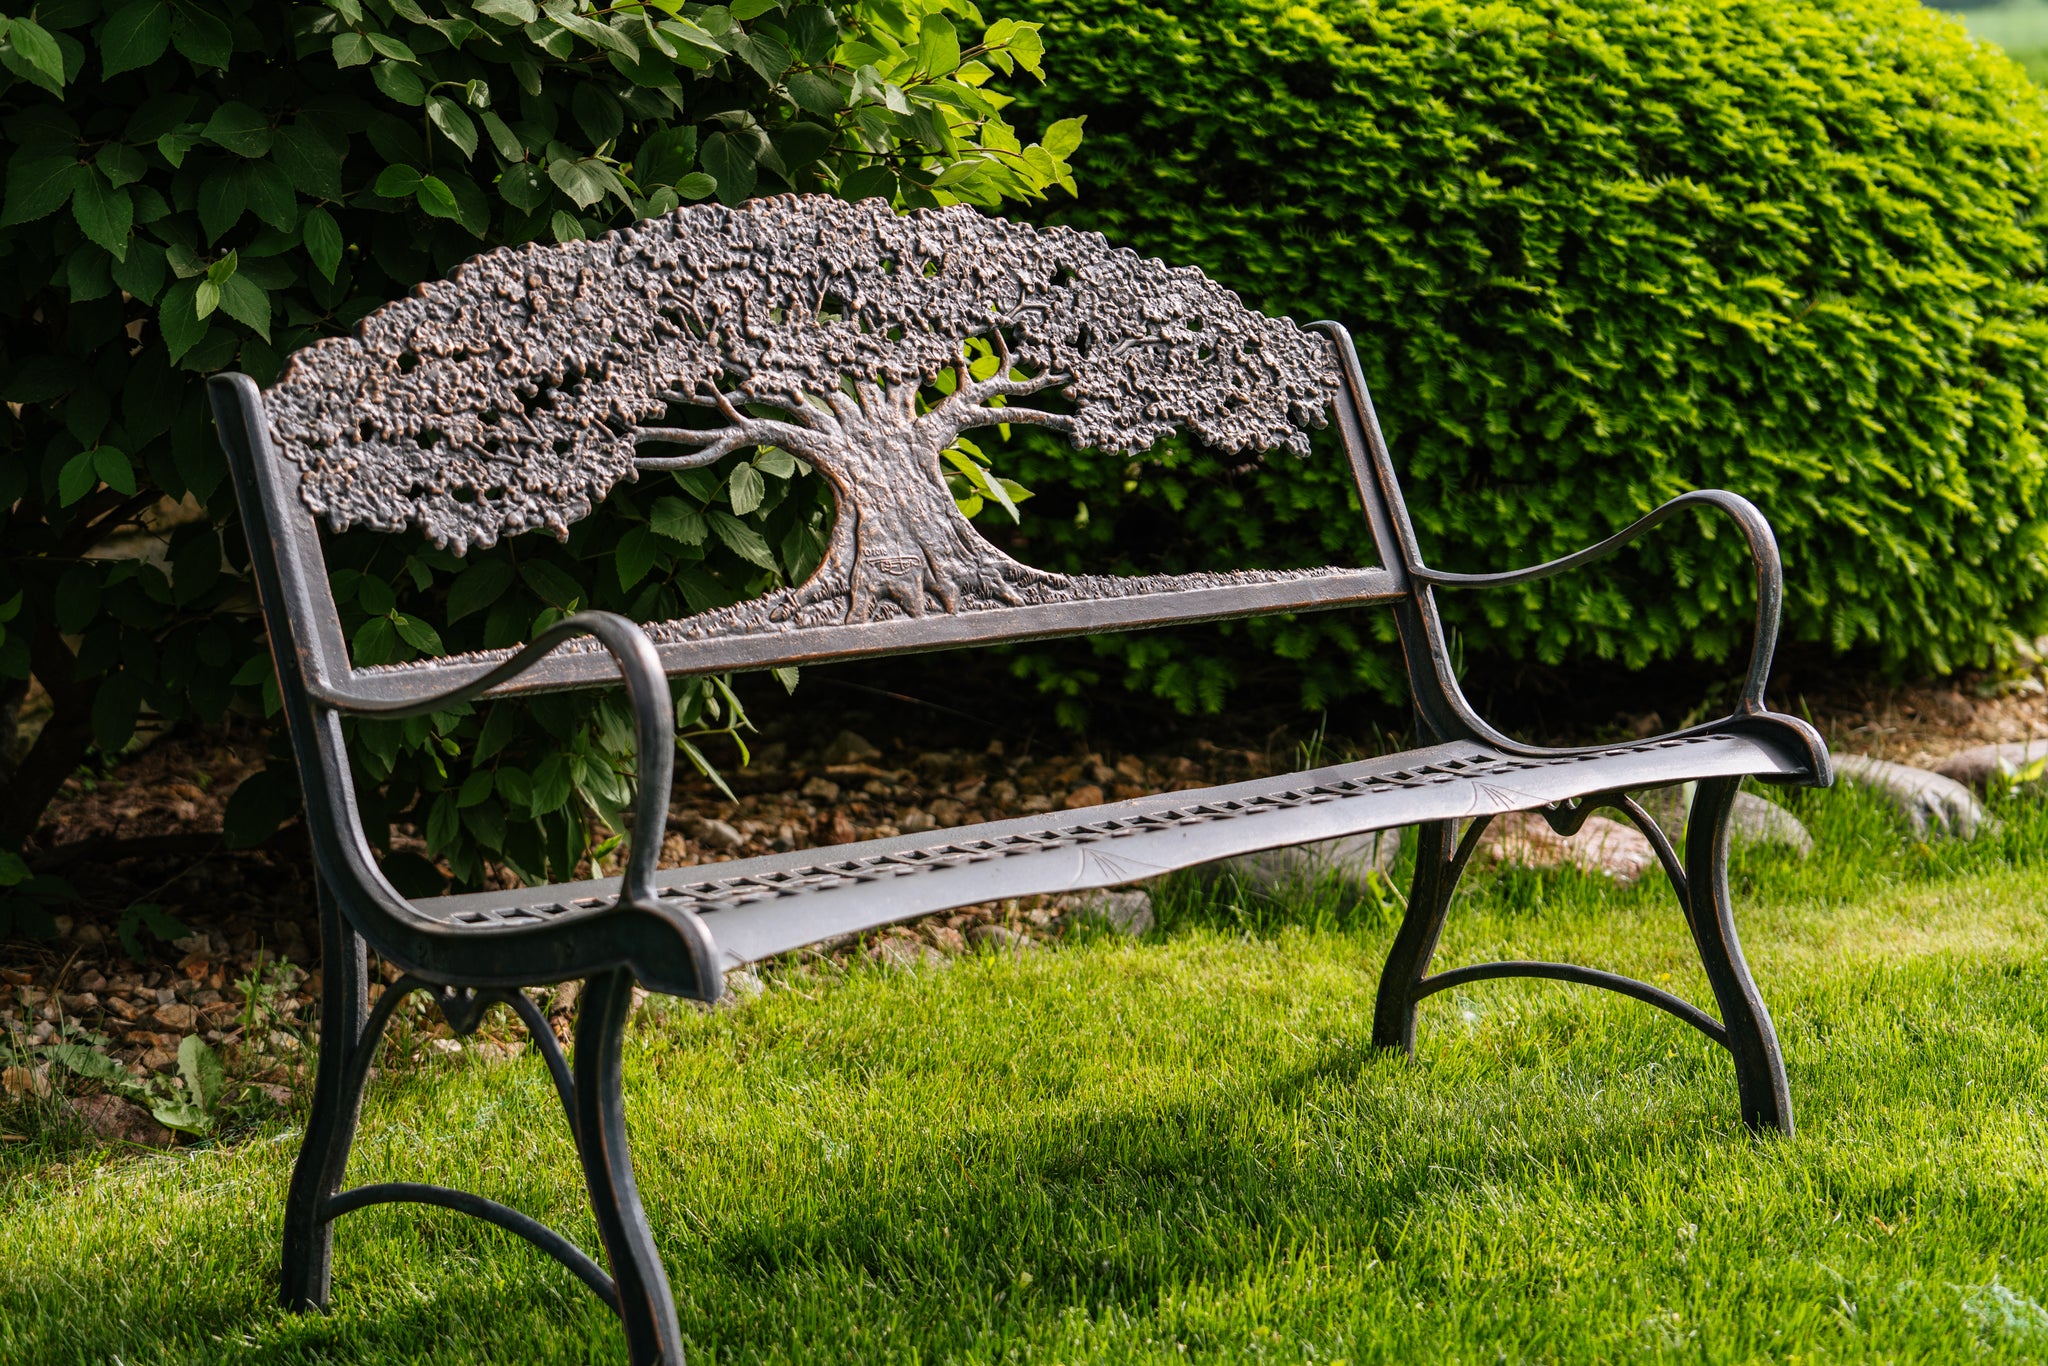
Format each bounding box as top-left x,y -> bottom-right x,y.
209,195 -> 1830,1366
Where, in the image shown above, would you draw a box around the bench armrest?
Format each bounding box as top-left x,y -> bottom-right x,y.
312,612 -> 673,906
1412,489 -> 1784,714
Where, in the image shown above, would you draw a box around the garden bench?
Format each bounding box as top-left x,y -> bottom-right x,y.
209,195 -> 1832,1364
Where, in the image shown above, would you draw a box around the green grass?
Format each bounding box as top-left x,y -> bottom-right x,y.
1944,0 -> 2048,83
5,781 -> 2048,1363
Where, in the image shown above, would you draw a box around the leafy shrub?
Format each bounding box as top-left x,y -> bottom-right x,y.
1000,0 -> 2048,719
0,0 -> 1077,907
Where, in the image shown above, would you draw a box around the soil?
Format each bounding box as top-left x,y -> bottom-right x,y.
5,655 -> 2041,1137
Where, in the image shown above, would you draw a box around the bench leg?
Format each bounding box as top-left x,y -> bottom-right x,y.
1372,819 -> 1460,1053
573,968 -> 685,1366
282,890 -> 371,1311
1683,776 -> 1794,1135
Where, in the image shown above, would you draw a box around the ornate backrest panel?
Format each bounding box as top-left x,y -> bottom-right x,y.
259,196 -> 1390,692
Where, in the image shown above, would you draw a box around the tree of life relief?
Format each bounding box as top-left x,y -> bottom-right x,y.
263,195 -> 1340,643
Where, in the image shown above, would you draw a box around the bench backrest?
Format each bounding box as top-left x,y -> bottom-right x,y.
212,196 -> 1442,709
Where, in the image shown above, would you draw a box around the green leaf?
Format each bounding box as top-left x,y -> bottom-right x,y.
196,166 -> 247,240
177,1034 -> 225,1113
479,108 -> 524,161
242,160 -> 297,231
545,2 -> 637,58
216,273 -> 271,339
730,0 -> 780,19
571,83 -> 623,147
332,31 -> 372,66
374,163 -> 423,198
786,70 -> 845,116
352,615 -> 396,666
415,174 -> 461,219
700,132 -> 756,205
651,495 -> 707,545
728,461 -> 765,515
101,1 -> 172,78
273,122 -> 346,198
157,278 -> 207,362
373,59 -> 426,106
550,208 -> 584,242
202,101 -> 272,157
447,557 -> 514,621
427,96 -> 479,159
754,445 -> 797,478
91,669 -> 142,756
172,9 -> 233,68
111,237 -> 166,301
474,0 -> 537,23
302,205 -> 342,280
519,560 -> 583,608
94,445 -> 137,495
57,451 -> 96,505
787,4 -> 837,63
4,16 -> 65,87
1,154 -> 85,226
709,509 -> 776,568
391,613 -> 443,654
1042,117 -> 1085,160
457,769 -> 494,808
54,565 -> 101,633
546,154 -> 619,210
636,126 -> 698,187
616,524 -> 661,590
71,170 -> 133,260
94,141 -> 147,188
530,752 -> 573,815
365,31 -> 417,62
499,162 -> 549,211
727,30 -> 790,87
674,171 -> 715,200
915,15 -> 960,76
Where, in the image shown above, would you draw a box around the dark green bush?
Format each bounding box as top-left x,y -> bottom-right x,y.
0,0 -> 1076,913
1001,0 -> 2048,719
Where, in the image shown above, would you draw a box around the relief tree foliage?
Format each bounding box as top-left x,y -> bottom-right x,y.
268,194 -> 1337,634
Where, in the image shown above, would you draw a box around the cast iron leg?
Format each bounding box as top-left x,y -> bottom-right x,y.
1683,776 -> 1794,1135
573,969 -> 684,1365
1373,820 -> 1456,1054
282,888 -> 371,1310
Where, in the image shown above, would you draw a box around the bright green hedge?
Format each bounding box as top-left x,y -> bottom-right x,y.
999,0 -> 2048,718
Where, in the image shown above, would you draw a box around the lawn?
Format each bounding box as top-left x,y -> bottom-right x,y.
1947,0 -> 2048,83
4,780 -> 2048,1363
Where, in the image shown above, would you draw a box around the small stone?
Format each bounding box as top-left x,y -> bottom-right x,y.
66,1093 -> 176,1148
927,925 -> 967,954
74,924 -> 104,946
967,924 -> 1032,953
691,818 -> 747,852
723,968 -> 765,1002
1072,890 -> 1154,936
900,808 -> 939,834
1064,784 -> 1105,810
1482,811 -> 1656,885
822,730 -> 882,765
151,1003 -> 200,1031
1835,753 -> 1993,841
1195,830 -> 1403,905
869,937 -> 945,970
1935,740 -> 2048,794
78,970 -> 107,993
1019,794 -> 1055,814
801,776 -> 842,802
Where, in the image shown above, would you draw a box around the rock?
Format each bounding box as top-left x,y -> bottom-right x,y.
689,818 -> 747,853
869,937 -> 946,970
822,730 -> 882,765
67,1093 -> 175,1148
1064,784 -> 1105,809
1632,785 -> 1813,857
1070,890 -> 1154,935
1935,740 -> 2048,793
899,808 -> 939,834
1482,810 -> 1657,885
1835,753 -> 1993,841
723,968 -> 765,1002
927,925 -> 967,954
799,776 -> 841,803
151,1003 -> 199,1032
1193,829 -> 1402,905
967,924 -> 1033,953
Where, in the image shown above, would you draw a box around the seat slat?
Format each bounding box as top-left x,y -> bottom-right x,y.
411,730 -> 1808,964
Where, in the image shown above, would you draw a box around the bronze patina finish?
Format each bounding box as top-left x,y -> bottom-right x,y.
210,195 -> 1831,1365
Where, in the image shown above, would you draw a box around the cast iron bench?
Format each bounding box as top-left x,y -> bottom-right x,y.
209,195 -> 1832,1364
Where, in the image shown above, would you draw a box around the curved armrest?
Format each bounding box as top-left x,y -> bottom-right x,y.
313,612 -> 673,906
1412,489 -> 1784,714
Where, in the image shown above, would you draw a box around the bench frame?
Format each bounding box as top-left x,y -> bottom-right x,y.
209,197 -> 1829,1365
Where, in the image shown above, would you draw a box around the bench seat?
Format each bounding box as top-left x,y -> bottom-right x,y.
416,729 -> 1811,970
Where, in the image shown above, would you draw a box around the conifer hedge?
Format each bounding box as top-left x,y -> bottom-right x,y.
1002,0 -> 2048,718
